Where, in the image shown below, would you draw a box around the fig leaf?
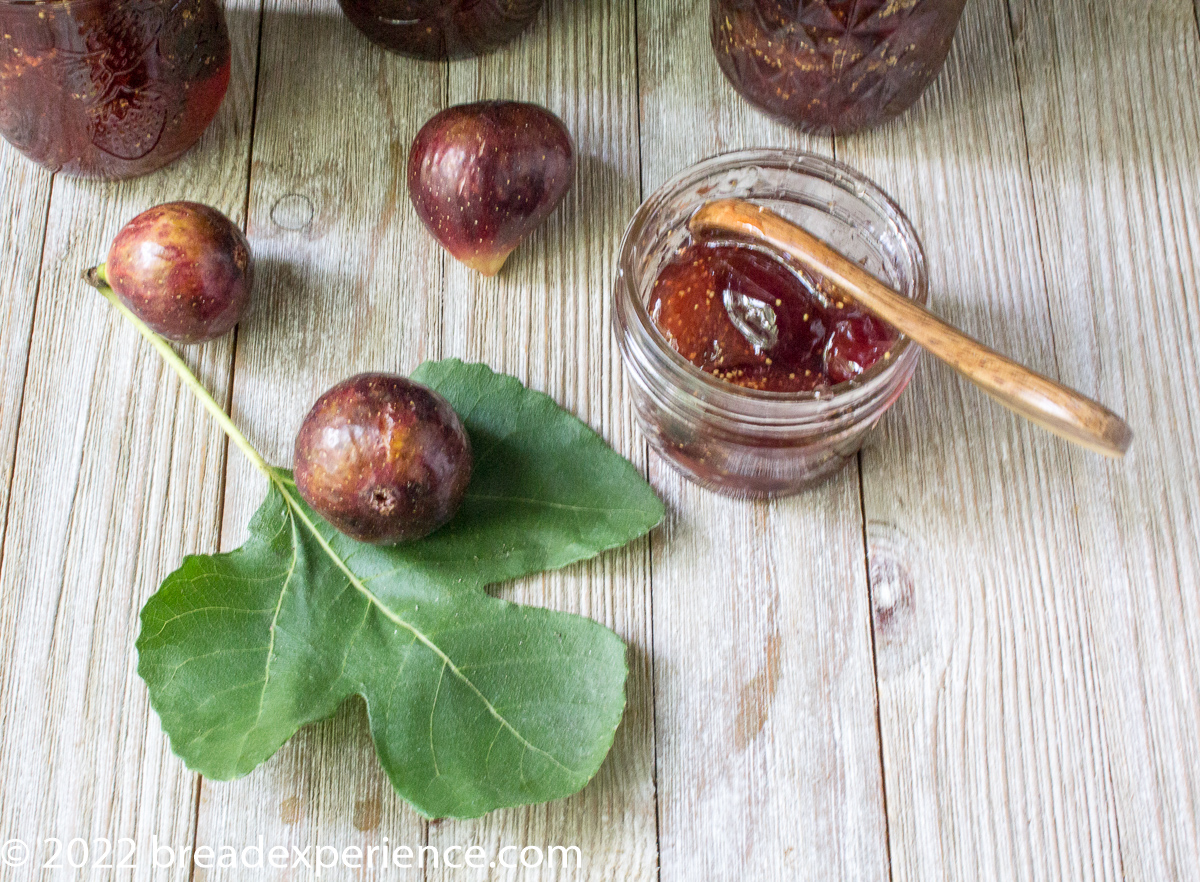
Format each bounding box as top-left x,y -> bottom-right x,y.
136,360 -> 662,819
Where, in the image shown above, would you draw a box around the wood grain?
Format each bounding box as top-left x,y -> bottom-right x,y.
1010,0 -> 1200,876
637,2 -> 891,881
838,1 -> 1131,878
425,1 -> 657,879
0,0 -> 259,877
192,0 -> 443,878
0,143 -> 51,588
0,0 -> 1197,879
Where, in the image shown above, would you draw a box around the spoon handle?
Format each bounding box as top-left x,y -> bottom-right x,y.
690,199 -> 1133,458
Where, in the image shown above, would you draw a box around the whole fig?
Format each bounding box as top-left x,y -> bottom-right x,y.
408,101 -> 575,276
104,202 -> 252,344
294,373 -> 473,545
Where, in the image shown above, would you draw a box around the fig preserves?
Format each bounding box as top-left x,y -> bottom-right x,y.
614,150 -> 927,497
649,236 -> 897,393
711,0 -> 966,134
338,0 -> 543,60
0,0 -> 231,179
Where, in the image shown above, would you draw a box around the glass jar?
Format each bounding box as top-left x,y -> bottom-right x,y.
614,150 -> 927,498
711,0 -> 966,134
0,0 -> 229,179
338,0 -> 544,60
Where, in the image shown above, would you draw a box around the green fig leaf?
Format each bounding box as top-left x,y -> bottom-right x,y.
136,360 -> 663,819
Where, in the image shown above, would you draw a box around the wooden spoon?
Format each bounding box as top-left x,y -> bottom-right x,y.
690,198 -> 1133,458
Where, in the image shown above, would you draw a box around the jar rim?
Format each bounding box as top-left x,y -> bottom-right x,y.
616,148 -> 928,410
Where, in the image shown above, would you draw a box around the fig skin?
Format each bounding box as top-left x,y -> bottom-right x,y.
408,101 -> 575,276
105,202 -> 252,344
294,373 -> 473,545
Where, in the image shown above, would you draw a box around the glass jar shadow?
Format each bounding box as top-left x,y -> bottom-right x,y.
614,150 -> 928,498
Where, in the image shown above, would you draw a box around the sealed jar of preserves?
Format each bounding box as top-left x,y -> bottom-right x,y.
338,0 -> 544,60
711,0 -> 966,134
614,150 -> 927,497
0,0 -> 230,179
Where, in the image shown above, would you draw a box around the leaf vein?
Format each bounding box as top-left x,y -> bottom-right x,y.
237,508 -> 302,767
273,478 -> 581,779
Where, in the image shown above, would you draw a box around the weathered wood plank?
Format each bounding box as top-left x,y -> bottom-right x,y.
837,0 -> 1125,878
193,0 -> 444,877
0,142 -> 51,581
638,3 -> 890,881
425,1 -> 656,879
2,0 -> 1195,879
1009,0 -> 1200,876
0,0 -> 260,877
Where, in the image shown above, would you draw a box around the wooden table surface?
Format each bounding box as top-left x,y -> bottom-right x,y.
2,0 -> 1198,879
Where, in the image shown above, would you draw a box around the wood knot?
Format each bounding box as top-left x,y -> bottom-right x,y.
866,524 -> 925,679
869,544 -> 915,640
865,522 -> 957,680
270,193 -> 315,231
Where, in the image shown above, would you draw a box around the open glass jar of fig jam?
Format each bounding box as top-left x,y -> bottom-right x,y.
338,0 -> 544,60
614,150 -> 927,498
711,0 -> 966,134
0,0 -> 230,179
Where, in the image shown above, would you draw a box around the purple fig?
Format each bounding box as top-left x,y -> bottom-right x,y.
294,373 -> 473,545
103,202 -> 252,344
408,101 -> 575,276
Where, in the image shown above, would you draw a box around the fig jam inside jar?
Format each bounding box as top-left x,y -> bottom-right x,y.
711,0 -> 966,134
614,150 -> 927,498
338,0 -> 544,60
649,236 -> 899,393
0,0 -> 231,179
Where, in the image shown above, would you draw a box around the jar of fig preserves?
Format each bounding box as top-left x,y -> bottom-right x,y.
711,0 -> 966,134
0,0 -> 230,179
338,0 -> 543,60
614,150 -> 927,498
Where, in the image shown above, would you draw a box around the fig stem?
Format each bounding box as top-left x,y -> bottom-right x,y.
84,264 -> 276,480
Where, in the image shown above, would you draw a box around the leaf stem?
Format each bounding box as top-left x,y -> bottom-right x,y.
85,265 -> 276,481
